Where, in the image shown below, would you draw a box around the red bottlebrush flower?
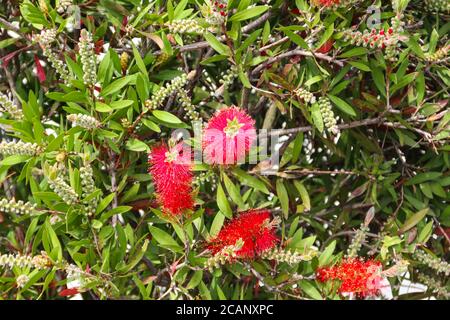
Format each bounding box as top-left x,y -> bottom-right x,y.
207,210 -> 279,259
316,258 -> 383,298
148,142 -> 194,216
203,106 -> 256,165
317,39 -> 334,54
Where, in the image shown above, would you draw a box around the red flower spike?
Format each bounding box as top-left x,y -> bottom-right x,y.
148,143 -> 194,216
316,258 -> 383,298
203,106 -> 256,165
206,209 -> 279,259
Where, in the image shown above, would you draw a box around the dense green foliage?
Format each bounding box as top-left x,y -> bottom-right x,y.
0,0 -> 448,300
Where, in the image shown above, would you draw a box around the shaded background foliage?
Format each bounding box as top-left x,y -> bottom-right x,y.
0,0 -> 448,299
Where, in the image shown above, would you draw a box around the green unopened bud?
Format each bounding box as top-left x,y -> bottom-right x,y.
67,114 -> 101,130
0,198 -> 37,215
79,29 -> 97,86
48,176 -> 79,205
0,92 -> 23,120
318,97 -> 339,136
0,140 -> 42,156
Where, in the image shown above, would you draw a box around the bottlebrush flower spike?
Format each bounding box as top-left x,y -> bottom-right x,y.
316,258 -> 383,298
203,106 -> 256,165
207,210 -> 279,260
148,142 -> 194,216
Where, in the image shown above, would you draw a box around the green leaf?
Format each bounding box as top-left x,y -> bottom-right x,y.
316,23 -> 334,49
119,239 -> 149,273
348,61 -> 371,72
390,73 -> 417,95
299,280 -> 322,300
293,180 -> 310,212
152,110 -> 182,124
327,94 -> 357,117
126,139 -> 149,152
149,226 -> 183,252
283,30 -> 308,50
232,168 -> 270,194
96,193 -> 116,215
132,43 -> 148,80
142,118 -> 161,132
318,240 -> 336,267
405,172 -> 442,185
338,47 -> 368,58
186,270 -> 203,289
276,179 -> 289,218
398,208 -> 429,234
204,32 -> 229,56
229,6 -> 269,22
0,155 -> 31,166
217,183 -> 233,218
101,76 -> 133,96
222,173 -> 245,209
311,102 -> 324,132
210,212 -> 225,237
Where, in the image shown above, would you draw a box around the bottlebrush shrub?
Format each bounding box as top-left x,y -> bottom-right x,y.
0,0 -> 448,300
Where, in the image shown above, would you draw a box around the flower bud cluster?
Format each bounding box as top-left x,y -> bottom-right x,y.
347,224 -> 369,258
342,14 -> 405,61
318,97 -> 339,136
166,19 -> 205,34
79,29 -> 97,86
0,92 -> 23,120
414,249 -> 450,276
120,52 -> 129,73
425,45 -> 450,62
67,113 -> 101,130
80,165 -> 98,215
0,140 -> 42,156
33,29 -> 57,47
48,176 -> 79,205
145,73 -> 188,110
178,89 -> 200,121
381,259 -> 410,277
193,171 -> 217,189
57,0 -> 72,14
294,88 -> 316,105
424,0 -> 450,12
417,273 -> 448,298
0,252 -> 52,270
0,198 -> 37,215
261,247 -> 318,264
205,238 -> 244,271
16,274 -> 30,288
218,65 -> 238,90
203,0 -> 228,26
42,46 -> 71,84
